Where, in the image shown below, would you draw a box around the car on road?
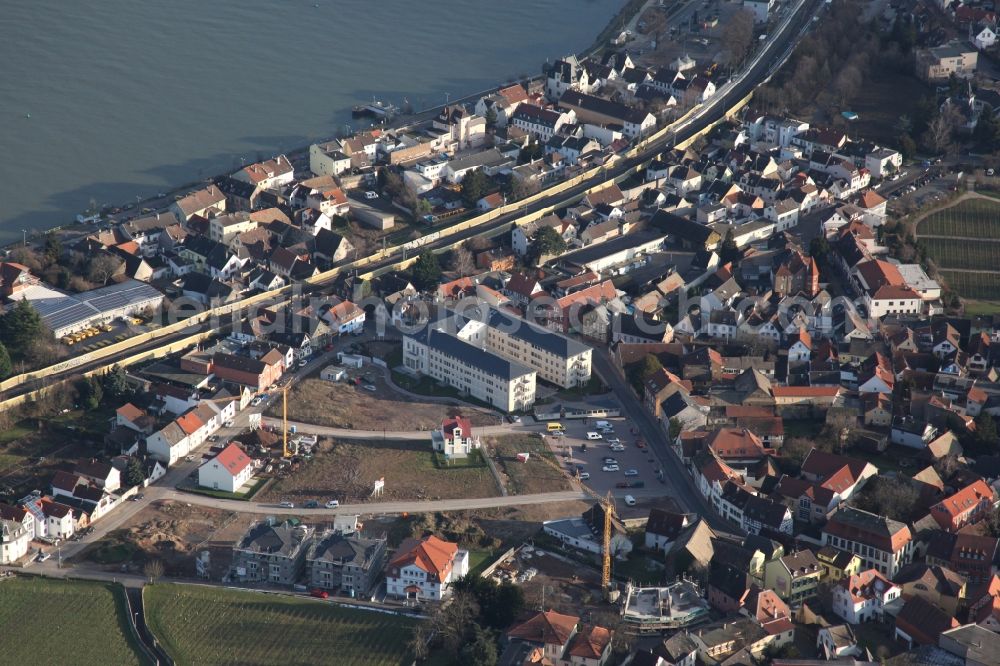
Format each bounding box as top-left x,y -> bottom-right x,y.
609,445 -> 625,452
624,469 -> 638,477
586,432 -> 603,440
578,472 -> 590,480
606,438 -> 621,445
298,359 -> 307,368
602,457 -> 618,464
310,589 -> 330,599
304,500 -> 319,508
36,552 -> 51,562
280,501 -> 294,509
224,420 -> 235,428
325,499 -> 340,508
550,430 -> 564,437
636,440 -> 646,449
362,384 -> 377,392
602,465 -> 620,472
207,435 -> 219,442
624,495 -> 636,506
184,455 -> 195,462
251,397 -> 263,407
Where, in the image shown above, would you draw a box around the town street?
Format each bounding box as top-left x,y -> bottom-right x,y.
592,349 -> 737,535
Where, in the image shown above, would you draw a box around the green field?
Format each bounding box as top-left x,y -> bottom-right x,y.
145,584 -> 418,666
921,238 -> 1000,272
0,578 -> 147,665
939,270 -> 1000,301
919,198 -> 1000,238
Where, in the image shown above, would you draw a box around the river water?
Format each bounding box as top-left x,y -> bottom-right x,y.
0,0 -> 618,243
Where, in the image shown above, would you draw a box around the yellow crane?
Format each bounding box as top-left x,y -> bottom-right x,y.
535,447 -> 618,595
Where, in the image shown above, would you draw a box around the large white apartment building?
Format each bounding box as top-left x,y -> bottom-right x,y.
459,308 -> 592,388
403,327 -> 536,413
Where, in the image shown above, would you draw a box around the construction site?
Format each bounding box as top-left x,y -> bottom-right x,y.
621,579 -> 712,633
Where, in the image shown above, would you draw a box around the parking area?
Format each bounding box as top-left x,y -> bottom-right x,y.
539,417 -> 665,500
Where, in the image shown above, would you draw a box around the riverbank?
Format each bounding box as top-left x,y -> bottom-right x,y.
5,0 -> 648,253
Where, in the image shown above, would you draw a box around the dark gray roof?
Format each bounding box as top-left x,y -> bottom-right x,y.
238,521 -> 309,557
423,328 -> 534,381
308,533 -> 384,568
483,307 -> 590,359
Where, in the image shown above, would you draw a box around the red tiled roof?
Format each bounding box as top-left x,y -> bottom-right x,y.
442,416 -> 473,438
211,443 -> 252,477
175,411 -> 204,436
931,480 -> 996,527
389,535 -> 459,582
508,610 -> 578,647
116,403 -> 145,422
566,625 -> 612,658
707,428 -> 767,459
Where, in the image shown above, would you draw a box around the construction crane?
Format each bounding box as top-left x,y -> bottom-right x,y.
535,447 -> 618,597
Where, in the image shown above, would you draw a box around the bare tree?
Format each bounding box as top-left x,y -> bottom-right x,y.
721,10 -> 755,67
450,246 -> 475,277
408,624 -> 432,661
87,254 -> 122,286
511,177 -> 541,201
923,107 -> 959,155
143,559 -> 164,583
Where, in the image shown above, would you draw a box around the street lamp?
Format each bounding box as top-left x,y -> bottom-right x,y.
21,229 -> 27,247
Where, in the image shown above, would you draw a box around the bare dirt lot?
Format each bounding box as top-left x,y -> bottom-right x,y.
269,371 -> 499,432
77,501 -> 250,577
489,434 -> 575,495
258,437 -> 501,504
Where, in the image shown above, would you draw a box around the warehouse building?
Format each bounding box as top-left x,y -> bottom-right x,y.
14,279 -> 165,338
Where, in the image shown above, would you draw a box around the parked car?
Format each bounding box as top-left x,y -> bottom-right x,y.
207,435 -> 219,442
325,499 -> 340,508
624,495 -> 637,506
310,589 -> 330,599
602,465 -> 620,472
602,457 -> 618,464
250,397 -> 262,407
36,552 -> 51,562
280,501 -> 294,509
578,472 -> 590,480
586,432 -> 603,440
224,420 -> 235,428
304,500 -> 319,508
184,455 -> 194,462
624,469 -> 638,477
362,384 -> 377,392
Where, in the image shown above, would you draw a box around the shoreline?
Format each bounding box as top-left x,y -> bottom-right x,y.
7,0 -> 648,252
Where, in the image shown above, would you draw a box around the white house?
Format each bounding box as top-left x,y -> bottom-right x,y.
974,24 -> 997,50
198,443 -> 255,493
0,519 -> 30,564
890,417 -> 938,449
145,421 -> 192,466
386,535 -> 469,601
832,569 -> 901,624
430,416 -> 481,459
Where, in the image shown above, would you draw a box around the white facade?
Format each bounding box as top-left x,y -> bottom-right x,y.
0,520 -> 30,564
832,572 -> 901,624
386,550 -> 469,601
402,330 -> 536,413
198,454 -> 254,493
145,425 -> 193,466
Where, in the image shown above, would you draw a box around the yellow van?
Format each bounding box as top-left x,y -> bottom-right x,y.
547,422 -> 563,432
